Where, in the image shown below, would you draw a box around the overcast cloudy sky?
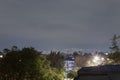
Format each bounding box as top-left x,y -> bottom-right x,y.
0,0 -> 120,52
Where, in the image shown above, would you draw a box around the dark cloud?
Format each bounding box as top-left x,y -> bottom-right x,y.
0,0 -> 120,52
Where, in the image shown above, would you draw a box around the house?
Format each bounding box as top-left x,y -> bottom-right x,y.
74,55 -> 91,67
74,65 -> 120,80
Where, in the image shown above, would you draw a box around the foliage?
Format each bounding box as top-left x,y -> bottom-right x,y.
108,52 -> 120,63
109,34 -> 120,63
109,34 -> 120,53
0,46 -> 64,80
46,51 -> 65,70
67,71 -> 77,79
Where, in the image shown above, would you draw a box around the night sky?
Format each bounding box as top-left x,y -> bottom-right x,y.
0,0 -> 120,52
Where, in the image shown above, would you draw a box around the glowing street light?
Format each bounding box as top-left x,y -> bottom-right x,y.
0,55 -> 3,58
92,55 -> 105,66
93,56 -> 100,63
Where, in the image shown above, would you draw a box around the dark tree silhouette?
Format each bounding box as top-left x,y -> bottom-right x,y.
109,34 -> 120,62
46,51 -> 64,70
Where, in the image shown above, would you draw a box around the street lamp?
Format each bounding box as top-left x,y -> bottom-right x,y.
92,55 -> 105,66
0,55 -> 3,58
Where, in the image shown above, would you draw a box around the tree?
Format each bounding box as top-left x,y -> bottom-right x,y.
67,71 -> 77,79
46,51 -> 65,80
109,34 -> 120,63
0,48 -> 21,80
110,34 -> 120,53
3,48 -> 10,53
73,51 -> 79,57
0,47 -> 63,80
46,51 -> 65,70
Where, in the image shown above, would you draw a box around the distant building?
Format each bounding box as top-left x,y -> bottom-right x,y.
74,65 -> 120,80
64,57 -> 75,72
74,55 -> 91,67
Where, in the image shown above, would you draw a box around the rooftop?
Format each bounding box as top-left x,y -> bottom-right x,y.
78,64 -> 120,73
